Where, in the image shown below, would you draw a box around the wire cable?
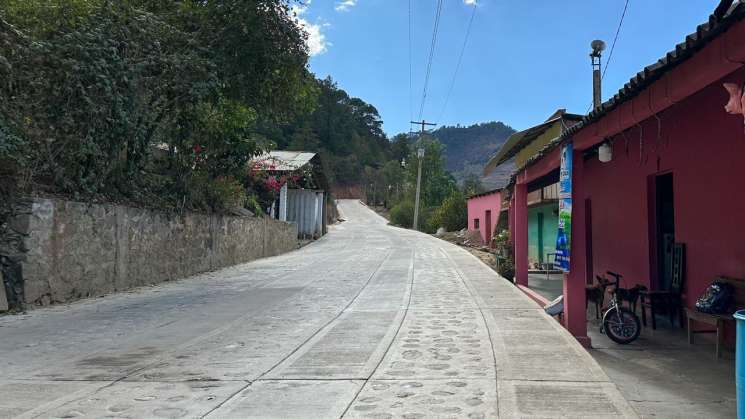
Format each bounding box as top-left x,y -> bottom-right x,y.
438,3 -> 477,122
586,0 -> 630,113
408,0 -> 414,122
603,0 -> 630,81
417,0 -> 444,120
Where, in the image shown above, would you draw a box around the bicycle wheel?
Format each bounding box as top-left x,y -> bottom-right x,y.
602,307 -> 641,344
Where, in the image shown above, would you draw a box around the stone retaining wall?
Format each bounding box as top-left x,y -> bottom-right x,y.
1,197 -> 297,309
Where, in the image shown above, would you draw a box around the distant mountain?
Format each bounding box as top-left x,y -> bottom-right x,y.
431,122 -> 516,190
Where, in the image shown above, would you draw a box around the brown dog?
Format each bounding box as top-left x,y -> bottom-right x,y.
586,276 -> 612,319
616,284 -> 648,314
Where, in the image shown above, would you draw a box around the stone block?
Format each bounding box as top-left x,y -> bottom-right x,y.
0,270 -> 8,312
14,197 -> 298,308
264,218 -> 298,257
22,198 -> 117,305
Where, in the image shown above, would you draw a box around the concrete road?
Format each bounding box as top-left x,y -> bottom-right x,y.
0,200 -> 637,418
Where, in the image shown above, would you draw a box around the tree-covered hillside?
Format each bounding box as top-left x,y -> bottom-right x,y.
258,77 -> 392,187
431,122 -> 516,190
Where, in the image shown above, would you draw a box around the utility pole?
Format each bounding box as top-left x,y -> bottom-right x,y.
410,120 -> 436,231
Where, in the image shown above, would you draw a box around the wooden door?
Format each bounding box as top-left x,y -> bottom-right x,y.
485,210 -> 492,247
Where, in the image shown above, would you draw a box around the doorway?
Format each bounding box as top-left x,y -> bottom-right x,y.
536,212 -> 544,265
485,210 -> 492,247
654,173 -> 676,290
585,198 -> 594,285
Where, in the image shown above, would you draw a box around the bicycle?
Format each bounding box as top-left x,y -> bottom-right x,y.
601,271 -> 641,344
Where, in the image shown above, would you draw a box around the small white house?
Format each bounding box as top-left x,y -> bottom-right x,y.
252,151 -> 329,239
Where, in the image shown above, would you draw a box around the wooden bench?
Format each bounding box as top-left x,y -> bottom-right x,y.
685,276 -> 745,359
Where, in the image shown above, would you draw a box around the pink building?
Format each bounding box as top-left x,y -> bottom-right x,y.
466,189 -> 502,245
505,3 -> 745,347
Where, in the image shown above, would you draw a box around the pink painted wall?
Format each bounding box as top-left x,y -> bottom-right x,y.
583,67 -> 745,321
467,191 -> 502,245
508,19 -> 745,344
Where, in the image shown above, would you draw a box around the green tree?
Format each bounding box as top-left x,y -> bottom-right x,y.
462,173 -> 486,196
133,0 -> 317,123
405,137 -> 457,209
1,5 -> 217,199
259,76 -> 391,187
389,200 -> 414,228
390,133 -> 411,164
381,160 -> 406,208
286,123 -> 320,152
0,0 -> 313,212
0,0 -> 101,38
431,190 -> 468,231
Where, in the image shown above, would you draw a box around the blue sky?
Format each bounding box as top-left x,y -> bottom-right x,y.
295,1 -> 721,135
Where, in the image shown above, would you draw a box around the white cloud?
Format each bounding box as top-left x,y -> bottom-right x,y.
292,2 -> 330,56
464,0 -> 477,5
335,0 -> 357,12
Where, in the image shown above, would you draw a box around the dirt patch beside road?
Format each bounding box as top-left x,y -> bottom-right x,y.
436,230 -> 498,273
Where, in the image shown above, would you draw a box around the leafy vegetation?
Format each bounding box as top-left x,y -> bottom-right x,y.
375,135 -> 461,233
431,190 -> 468,232
389,200 -> 414,229
0,1 -> 318,305
0,0 -> 507,256
0,0 -> 311,212
493,230 -> 515,281
259,77 -> 389,187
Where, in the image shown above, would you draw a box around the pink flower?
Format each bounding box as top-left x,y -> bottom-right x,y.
264,176 -> 282,192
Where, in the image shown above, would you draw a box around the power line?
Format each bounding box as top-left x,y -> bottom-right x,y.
417,0 -> 444,120
438,3 -> 477,122
586,0 -> 630,113
418,0 -> 444,120
603,0 -> 630,81
408,0 -> 413,122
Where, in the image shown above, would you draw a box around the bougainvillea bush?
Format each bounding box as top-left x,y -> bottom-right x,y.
246,161 -> 318,214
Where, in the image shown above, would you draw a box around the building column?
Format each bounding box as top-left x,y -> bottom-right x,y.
563,149 -> 590,347
508,194 -> 515,244
313,192 -> 321,236
514,182 -> 529,286
279,184 -> 288,222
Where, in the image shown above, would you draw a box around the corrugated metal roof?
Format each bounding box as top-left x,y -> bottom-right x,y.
253,151 -> 317,171
484,112 -> 582,175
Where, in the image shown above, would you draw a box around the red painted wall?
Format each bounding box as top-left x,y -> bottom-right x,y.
583,67 -> 745,314
467,191 -> 502,244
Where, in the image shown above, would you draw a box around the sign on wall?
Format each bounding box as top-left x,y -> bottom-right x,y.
555,142 -> 573,272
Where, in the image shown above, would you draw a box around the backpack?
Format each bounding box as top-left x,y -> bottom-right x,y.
695,280 -> 733,314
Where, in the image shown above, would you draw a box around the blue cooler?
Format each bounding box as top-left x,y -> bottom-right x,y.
735,310 -> 745,418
